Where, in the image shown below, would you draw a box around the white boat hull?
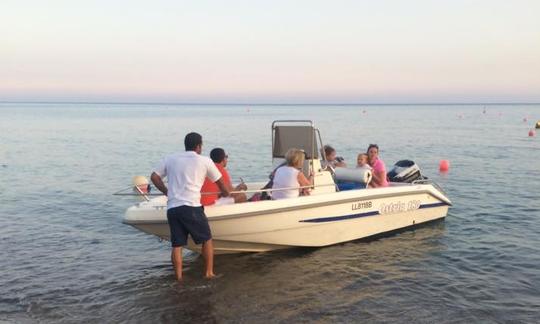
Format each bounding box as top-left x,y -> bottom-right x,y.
123,183 -> 450,254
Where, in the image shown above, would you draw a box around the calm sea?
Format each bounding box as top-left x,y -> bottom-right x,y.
1,103 -> 539,323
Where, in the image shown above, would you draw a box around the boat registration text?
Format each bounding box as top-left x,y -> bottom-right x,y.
351,201 -> 373,210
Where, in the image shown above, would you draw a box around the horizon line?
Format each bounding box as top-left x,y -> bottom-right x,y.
1,100 -> 539,106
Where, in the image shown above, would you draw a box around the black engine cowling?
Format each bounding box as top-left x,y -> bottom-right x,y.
387,160 -> 424,183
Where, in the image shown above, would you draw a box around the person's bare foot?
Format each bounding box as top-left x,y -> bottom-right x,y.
204,273 -> 223,280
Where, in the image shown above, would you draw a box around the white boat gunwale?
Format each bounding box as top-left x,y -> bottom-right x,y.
123,183 -> 450,225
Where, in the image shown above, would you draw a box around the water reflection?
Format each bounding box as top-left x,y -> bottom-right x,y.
110,221 -> 447,322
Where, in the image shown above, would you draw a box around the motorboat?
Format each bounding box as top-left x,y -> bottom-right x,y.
120,120 -> 451,254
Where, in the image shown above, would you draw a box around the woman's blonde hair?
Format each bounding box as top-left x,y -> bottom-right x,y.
285,148 -> 305,168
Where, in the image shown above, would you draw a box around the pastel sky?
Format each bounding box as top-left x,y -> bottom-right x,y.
1,0 -> 539,103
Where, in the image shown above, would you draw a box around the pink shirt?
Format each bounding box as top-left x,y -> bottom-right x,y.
371,158 -> 389,187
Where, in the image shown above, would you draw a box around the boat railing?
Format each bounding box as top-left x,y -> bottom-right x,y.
113,183 -> 339,202
411,178 -> 448,197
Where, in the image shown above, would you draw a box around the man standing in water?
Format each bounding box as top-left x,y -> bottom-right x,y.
151,132 -> 229,281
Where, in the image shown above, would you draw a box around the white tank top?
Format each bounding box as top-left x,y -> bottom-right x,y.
272,166 -> 301,200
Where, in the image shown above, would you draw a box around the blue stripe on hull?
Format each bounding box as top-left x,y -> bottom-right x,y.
299,211 -> 379,223
299,202 -> 448,223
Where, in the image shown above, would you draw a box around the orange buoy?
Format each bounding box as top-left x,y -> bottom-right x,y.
529,129 -> 536,137
439,160 -> 450,172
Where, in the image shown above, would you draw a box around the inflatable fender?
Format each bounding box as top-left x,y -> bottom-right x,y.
334,168 -> 372,184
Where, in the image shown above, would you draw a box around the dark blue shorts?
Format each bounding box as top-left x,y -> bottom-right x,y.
167,205 -> 212,247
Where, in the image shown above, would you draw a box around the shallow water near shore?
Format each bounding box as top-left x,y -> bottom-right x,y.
1,103 -> 539,323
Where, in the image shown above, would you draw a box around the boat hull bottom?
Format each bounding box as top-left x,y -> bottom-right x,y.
129,223 -> 293,254
189,216 -> 447,255
127,206 -> 448,255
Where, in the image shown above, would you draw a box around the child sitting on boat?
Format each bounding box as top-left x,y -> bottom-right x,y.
322,145 -> 346,168
356,153 -> 372,171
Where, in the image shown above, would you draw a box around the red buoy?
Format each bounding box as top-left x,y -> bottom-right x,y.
529,129 -> 536,137
439,160 -> 450,172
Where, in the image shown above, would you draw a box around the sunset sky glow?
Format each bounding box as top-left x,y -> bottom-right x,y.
1,0 -> 540,103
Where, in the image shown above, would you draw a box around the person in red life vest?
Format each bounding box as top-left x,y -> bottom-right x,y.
201,148 -> 247,206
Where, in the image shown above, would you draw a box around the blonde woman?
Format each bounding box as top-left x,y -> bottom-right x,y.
272,148 -> 313,200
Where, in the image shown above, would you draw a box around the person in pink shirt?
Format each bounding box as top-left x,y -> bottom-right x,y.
367,144 -> 389,188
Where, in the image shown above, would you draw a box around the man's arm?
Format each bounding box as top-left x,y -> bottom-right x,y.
151,172 -> 168,196
215,178 -> 230,197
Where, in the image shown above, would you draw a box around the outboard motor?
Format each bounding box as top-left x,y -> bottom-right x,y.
387,160 -> 423,183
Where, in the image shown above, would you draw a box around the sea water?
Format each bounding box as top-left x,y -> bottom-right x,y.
1,103 -> 539,323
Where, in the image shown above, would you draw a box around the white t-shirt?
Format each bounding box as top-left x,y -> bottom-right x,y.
153,151 -> 222,209
271,166 -> 301,200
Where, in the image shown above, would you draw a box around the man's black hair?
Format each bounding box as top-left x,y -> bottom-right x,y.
184,132 -> 202,151
210,148 -> 226,163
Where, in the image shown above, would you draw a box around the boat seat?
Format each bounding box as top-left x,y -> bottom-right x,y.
336,181 -> 366,191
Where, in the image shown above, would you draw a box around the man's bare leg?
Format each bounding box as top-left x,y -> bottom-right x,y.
201,239 -> 215,278
171,246 -> 183,281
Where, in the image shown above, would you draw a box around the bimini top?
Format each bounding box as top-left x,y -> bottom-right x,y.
272,120 -> 322,159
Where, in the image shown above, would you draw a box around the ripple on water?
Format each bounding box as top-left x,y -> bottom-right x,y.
1,104 -> 540,323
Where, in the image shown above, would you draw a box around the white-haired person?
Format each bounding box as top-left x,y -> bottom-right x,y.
271,148 -> 313,200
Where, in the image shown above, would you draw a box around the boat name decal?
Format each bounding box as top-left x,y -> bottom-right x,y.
379,200 -> 421,214
351,201 -> 372,210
